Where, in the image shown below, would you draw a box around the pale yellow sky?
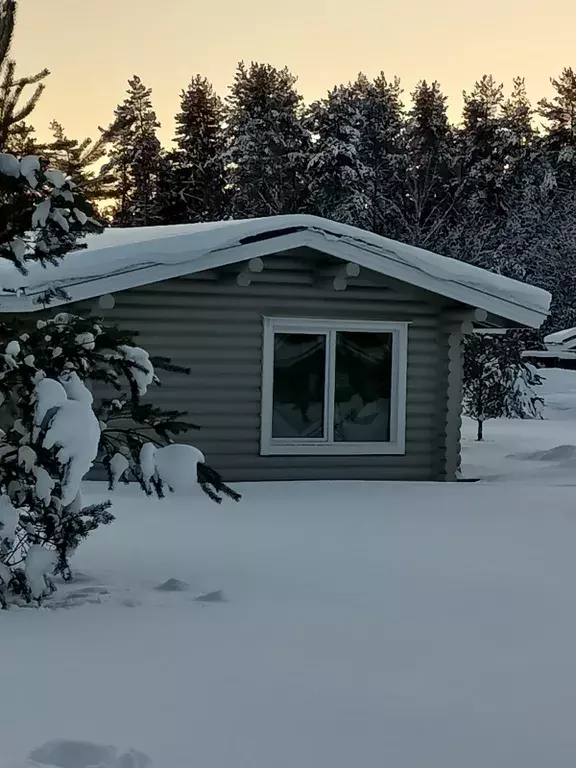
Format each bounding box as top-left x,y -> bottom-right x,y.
11,0 -> 576,145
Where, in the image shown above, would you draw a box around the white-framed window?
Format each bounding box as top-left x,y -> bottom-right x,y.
260,317 -> 408,456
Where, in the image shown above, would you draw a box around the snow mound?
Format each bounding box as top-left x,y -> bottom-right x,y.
28,740 -> 115,768
153,577 -> 189,592
140,443 -> 205,494
523,444 -> 576,463
194,589 -> 227,603
28,740 -> 151,768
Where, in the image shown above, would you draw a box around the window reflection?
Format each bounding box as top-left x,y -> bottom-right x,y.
272,333 -> 326,439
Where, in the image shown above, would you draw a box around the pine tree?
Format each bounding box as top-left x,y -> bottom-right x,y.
522,187 -> 576,330
463,77 -> 576,331
105,76 -> 162,227
4,119 -> 37,154
306,73 -> 405,235
0,3 -> 100,274
306,82 -> 369,225
226,62 -> 310,218
502,78 -> 534,152
46,120 -> 118,207
539,68 -> 576,146
104,101 -> 133,226
0,0 -> 48,149
507,364 -> 544,420
0,313 -> 240,608
0,5 -> 240,608
0,0 -> 103,602
497,330 -> 544,419
354,73 -> 405,238
129,77 -> 162,227
463,330 -> 544,440
463,333 -> 506,441
539,68 -> 576,190
499,78 -> 537,212
488,74 -> 576,328
155,151 -> 180,224
159,75 -> 227,223
400,80 -> 456,249
459,75 -> 507,221
484,78 -> 540,279
440,75 -> 509,272
539,70 -> 576,328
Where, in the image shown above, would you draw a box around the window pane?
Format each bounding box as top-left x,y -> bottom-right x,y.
272,333 -> 326,439
334,332 -> 393,442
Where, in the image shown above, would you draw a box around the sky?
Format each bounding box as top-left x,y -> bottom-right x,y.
11,0 -> 576,146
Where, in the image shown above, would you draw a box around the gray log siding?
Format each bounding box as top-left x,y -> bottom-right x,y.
84,250 -> 462,482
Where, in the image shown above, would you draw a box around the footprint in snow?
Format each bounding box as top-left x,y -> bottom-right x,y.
27,739 -> 152,768
153,578 -> 227,602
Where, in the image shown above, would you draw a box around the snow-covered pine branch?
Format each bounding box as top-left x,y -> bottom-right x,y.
0,152 -> 102,276
0,312 -> 239,609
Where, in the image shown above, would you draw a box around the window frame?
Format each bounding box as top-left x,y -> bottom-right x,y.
260,317 -> 409,456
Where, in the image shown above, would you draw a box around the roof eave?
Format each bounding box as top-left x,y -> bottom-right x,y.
0,229 -> 548,328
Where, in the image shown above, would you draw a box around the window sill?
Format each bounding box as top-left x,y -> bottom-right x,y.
260,441 -> 406,456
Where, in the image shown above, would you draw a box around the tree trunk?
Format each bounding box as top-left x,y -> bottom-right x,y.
477,419 -> 484,441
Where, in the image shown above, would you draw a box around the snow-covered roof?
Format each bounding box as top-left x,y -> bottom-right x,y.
524,326 -> 576,360
523,349 -> 576,360
0,215 -> 551,327
543,327 -> 576,349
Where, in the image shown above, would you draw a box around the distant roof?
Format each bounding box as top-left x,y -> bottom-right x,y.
523,326 -> 576,360
544,327 -> 576,348
0,214 -> 551,327
523,350 -> 576,360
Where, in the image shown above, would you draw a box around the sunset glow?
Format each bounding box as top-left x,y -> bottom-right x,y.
12,0 -> 576,143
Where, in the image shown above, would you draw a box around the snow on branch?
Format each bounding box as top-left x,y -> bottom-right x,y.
0,152 -> 103,279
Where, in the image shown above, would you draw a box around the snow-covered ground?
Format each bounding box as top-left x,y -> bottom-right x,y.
462,366 -> 576,482
5,370 -> 576,768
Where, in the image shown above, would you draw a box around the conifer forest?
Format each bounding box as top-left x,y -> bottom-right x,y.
7,60 -> 576,332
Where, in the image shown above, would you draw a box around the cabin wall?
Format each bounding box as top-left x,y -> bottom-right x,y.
78,249 -> 462,482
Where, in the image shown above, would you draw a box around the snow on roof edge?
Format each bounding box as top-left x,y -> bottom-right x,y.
544,327 -> 576,346
523,349 -> 576,359
0,215 -> 551,328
